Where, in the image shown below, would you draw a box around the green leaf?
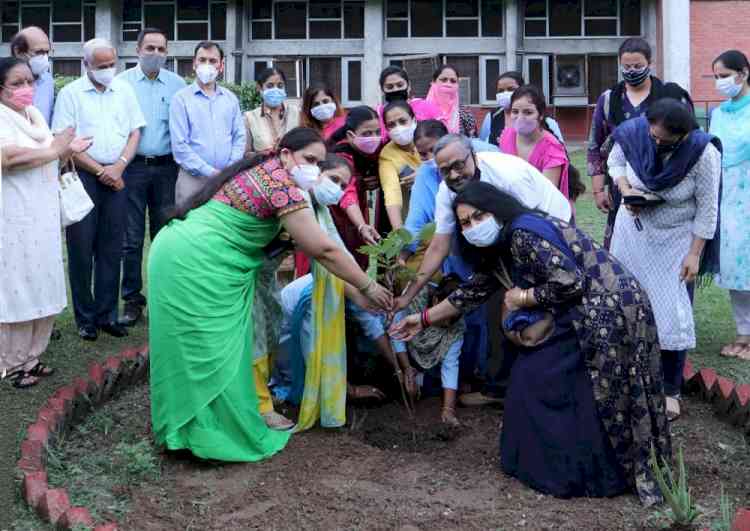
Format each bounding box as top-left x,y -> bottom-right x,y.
417,222 -> 436,243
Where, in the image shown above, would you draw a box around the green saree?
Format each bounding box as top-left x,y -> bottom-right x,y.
148,199 -> 291,461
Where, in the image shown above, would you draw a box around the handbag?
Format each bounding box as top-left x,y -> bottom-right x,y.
59,159 -> 94,227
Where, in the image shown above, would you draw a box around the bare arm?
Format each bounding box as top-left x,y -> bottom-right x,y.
542,165 -> 562,189
1,144 -> 60,171
385,205 -> 404,231
282,208 -> 392,309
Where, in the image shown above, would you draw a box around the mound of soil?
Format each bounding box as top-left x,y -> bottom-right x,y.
49,384 -> 750,530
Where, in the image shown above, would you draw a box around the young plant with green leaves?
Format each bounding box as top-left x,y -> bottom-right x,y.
649,444 -> 701,527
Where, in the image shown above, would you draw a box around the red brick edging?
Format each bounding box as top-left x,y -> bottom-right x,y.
16,344 -> 149,530
14,349 -> 750,529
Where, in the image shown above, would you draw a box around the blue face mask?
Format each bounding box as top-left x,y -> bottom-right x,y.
262,87 -> 287,108
462,216 -> 502,247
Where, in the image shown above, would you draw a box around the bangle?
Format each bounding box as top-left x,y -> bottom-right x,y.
358,278 -> 374,293
521,289 -> 529,307
118,156 -> 128,165
95,168 -> 105,177
421,308 -> 431,328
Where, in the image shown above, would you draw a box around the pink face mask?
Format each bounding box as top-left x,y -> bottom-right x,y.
437,83 -> 458,97
512,116 -> 538,136
352,135 -> 381,155
4,85 -> 34,109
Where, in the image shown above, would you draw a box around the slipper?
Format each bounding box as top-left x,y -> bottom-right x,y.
720,342 -> 747,358
7,371 -> 40,389
735,344 -> 750,361
666,396 -> 681,422
28,363 -> 55,378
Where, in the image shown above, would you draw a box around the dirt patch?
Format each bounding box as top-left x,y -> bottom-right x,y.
44,385 -> 750,531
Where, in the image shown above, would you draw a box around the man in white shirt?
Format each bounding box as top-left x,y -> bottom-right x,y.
395,134 -> 571,311
52,38 -> 146,341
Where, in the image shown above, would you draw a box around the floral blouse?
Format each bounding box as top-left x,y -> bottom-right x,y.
214,157 -> 308,219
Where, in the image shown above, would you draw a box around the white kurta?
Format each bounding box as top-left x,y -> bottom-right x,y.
608,142 -> 721,351
0,104 -> 66,323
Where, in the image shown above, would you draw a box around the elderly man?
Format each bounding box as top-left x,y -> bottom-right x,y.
169,41 -> 245,204
52,38 -> 146,340
116,27 -> 186,327
10,26 -> 54,124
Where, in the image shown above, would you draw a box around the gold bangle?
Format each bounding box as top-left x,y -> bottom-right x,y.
522,289 -> 529,307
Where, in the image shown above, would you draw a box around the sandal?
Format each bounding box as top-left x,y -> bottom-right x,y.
735,344 -> 750,361
28,363 -> 55,378
666,396 -> 681,422
7,371 -> 40,389
347,384 -> 385,401
441,406 -> 460,427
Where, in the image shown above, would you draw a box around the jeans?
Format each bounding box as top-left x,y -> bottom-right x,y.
66,169 -> 128,327
662,349 -> 687,397
121,159 -> 178,305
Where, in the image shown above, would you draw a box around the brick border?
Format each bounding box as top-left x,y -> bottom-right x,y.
16,343 -> 148,531
14,348 -> 750,529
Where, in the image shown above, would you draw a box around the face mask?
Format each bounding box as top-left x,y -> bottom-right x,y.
512,116 -> 539,136
352,135 -> 381,155
310,102 -> 337,122
463,216 -> 502,248
390,121 -> 416,146
28,54 -> 49,76
716,75 -> 743,98
495,91 -> 512,110
437,83 -> 458,97
90,67 -> 116,87
312,177 -> 344,206
384,88 -> 409,103
622,66 -> 650,87
195,63 -> 218,84
262,87 -> 287,108
140,53 -> 166,76
290,162 -> 320,191
3,85 -> 34,109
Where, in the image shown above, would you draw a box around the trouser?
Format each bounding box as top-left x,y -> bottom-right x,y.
121,158 -> 178,305
662,349 -> 687,397
253,354 -> 274,414
66,169 -> 128,328
730,290 -> 750,336
175,168 -> 207,205
0,315 -> 56,375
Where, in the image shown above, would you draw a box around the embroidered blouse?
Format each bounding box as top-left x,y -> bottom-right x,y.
214,157 -> 308,219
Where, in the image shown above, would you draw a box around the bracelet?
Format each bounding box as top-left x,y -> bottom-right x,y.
358,278 -> 374,293
521,289 -> 529,307
420,308 -> 431,328
118,156 -> 128,165
95,168 -> 105,177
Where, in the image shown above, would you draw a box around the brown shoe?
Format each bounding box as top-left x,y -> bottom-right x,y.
458,392 -> 504,408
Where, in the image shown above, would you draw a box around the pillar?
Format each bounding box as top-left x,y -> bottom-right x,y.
661,0 -> 690,90
225,0 -> 238,83
363,0 -> 384,107
95,0 -> 121,47
505,0 -> 518,71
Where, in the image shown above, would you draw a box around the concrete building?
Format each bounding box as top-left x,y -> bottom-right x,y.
0,0 -> 703,139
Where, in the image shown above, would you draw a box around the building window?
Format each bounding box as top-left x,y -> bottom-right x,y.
1,0 -> 96,43
250,56 -> 363,105
250,1 -> 364,40
524,0 -> 641,37
52,58 -> 82,76
122,0 -> 228,42
386,0 -> 503,38
587,55 -> 618,103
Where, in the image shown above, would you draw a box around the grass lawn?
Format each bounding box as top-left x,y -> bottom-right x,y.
2,150 -> 747,530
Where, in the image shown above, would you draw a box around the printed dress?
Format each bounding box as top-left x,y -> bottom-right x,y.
148,158 -> 307,462
447,214 -> 670,506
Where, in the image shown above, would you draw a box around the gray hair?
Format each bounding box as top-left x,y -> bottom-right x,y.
83,38 -> 115,64
433,134 -> 473,158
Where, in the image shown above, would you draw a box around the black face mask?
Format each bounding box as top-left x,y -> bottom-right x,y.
384,88 -> 409,103
622,66 -> 650,87
654,137 -> 683,156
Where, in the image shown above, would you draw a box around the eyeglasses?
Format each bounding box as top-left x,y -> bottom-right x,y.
438,153 -> 471,179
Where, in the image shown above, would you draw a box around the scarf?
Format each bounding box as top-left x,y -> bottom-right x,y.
613,116 -> 723,283
0,103 -> 53,145
426,83 -> 460,134
406,287 -> 465,370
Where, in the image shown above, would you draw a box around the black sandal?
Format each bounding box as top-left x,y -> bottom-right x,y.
8,371 -> 39,389
28,363 -> 55,378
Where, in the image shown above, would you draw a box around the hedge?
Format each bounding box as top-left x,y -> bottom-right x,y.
53,75 -> 262,112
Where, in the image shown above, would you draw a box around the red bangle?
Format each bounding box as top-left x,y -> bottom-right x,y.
421,308 -> 431,328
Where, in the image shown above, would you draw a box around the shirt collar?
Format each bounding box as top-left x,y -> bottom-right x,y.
136,64 -> 166,84
191,81 -> 224,98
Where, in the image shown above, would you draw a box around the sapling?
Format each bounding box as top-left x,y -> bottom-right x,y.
649,444 -> 701,527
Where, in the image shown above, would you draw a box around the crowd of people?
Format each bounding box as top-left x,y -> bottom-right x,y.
1,26 -> 748,506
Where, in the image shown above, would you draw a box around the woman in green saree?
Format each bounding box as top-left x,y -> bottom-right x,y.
148,127 -> 392,462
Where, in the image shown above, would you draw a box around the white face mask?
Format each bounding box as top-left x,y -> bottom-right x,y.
28,54 -> 49,76
290,163 -> 321,191
462,216 -> 502,247
716,74 -> 743,98
495,91 -> 513,110
311,102 -> 337,122
195,63 -> 218,84
312,177 -> 344,206
390,121 -> 417,146
90,67 -> 116,87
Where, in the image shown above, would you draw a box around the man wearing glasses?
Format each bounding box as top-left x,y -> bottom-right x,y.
10,26 -> 54,125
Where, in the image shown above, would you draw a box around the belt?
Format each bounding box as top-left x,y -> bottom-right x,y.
133,154 -> 174,166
